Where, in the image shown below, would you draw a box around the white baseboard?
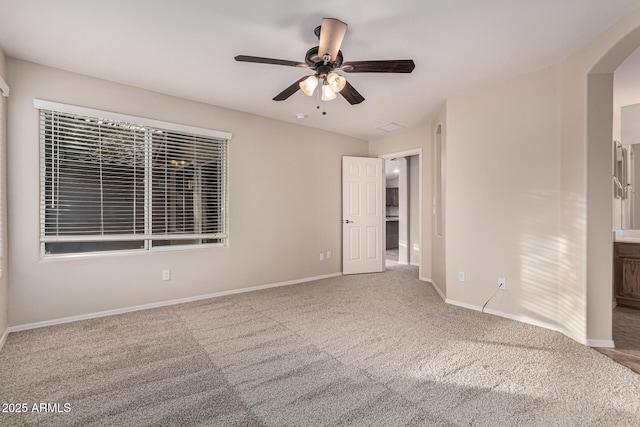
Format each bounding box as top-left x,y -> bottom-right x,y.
445,298 -> 614,348
0,327 -> 8,352
7,272 -> 618,351
446,297 -> 568,337
8,272 -> 342,333
425,278 -> 446,302
587,339 -> 615,348
446,299 -> 478,312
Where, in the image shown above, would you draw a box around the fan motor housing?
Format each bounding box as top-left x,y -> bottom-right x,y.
304,46 -> 344,71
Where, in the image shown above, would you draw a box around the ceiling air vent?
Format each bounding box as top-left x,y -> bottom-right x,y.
376,122 -> 404,132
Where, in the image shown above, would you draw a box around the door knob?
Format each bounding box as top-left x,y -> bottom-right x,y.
344,219 -> 354,224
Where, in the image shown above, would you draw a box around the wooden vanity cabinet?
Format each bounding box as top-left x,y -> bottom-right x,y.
386,220 -> 398,249
614,242 -> 640,309
386,188 -> 398,206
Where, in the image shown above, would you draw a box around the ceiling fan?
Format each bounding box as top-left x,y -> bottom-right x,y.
235,18 -> 415,105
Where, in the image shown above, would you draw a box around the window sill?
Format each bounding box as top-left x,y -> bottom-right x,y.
40,242 -> 227,262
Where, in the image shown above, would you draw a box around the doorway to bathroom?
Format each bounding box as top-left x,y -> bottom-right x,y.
383,153 -> 420,269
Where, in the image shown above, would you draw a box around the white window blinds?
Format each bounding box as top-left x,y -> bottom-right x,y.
37,101 -> 229,256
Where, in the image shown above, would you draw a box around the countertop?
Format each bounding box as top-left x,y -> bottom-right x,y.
614,230 -> 640,243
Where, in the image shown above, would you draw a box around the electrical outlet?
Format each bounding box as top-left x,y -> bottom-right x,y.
498,277 -> 506,290
319,253 -> 325,261
326,250 -> 332,259
162,270 -> 171,281
458,271 -> 466,282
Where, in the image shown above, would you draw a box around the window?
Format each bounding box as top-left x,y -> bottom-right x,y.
36,100 -> 230,256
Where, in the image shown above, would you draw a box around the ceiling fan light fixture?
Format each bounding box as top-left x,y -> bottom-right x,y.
321,82 -> 337,101
235,18 -> 414,105
326,72 -> 346,92
299,75 -> 318,96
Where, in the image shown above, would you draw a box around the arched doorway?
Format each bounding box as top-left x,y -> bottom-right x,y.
586,24 -> 640,344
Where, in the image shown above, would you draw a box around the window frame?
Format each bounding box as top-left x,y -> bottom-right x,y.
35,99 -> 231,258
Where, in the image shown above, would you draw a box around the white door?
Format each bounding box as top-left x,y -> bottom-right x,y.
342,156 -> 385,275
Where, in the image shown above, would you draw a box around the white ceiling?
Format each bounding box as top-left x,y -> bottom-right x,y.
1,0 -> 639,140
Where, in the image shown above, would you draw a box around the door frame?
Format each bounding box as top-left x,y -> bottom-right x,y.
379,149 -> 423,279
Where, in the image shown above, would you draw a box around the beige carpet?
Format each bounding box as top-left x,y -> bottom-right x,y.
1,265 -> 639,426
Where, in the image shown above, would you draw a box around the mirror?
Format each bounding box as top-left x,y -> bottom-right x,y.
619,103 -> 640,229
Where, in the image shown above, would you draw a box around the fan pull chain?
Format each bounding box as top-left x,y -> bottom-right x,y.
316,102 -> 328,115
316,79 -> 327,115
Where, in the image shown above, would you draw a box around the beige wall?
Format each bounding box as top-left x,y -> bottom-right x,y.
0,45 -> 7,343
445,65 -> 562,330
368,124 -> 432,281
6,59 -> 367,327
439,8 -> 640,345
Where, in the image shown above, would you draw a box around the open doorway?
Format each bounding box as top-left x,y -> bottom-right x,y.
600,44 -> 640,371
384,154 -> 420,269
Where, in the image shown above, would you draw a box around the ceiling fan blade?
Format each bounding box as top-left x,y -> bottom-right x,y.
235,55 -> 307,68
341,60 -> 415,73
273,76 -> 309,101
318,18 -> 347,63
340,81 -> 365,105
